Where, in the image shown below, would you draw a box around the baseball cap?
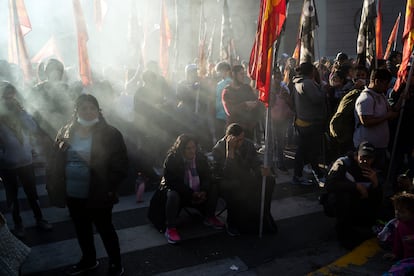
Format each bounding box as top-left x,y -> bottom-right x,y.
358,141 -> 375,158
335,52 -> 348,62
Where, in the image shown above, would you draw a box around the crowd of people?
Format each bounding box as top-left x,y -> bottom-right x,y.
1,47 -> 414,274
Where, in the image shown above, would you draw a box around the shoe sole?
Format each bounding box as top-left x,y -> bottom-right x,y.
165,233 -> 180,244
66,261 -> 99,276
203,220 -> 225,230
226,230 -> 240,237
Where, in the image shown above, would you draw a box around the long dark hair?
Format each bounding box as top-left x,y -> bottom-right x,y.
72,93 -> 104,121
167,133 -> 198,156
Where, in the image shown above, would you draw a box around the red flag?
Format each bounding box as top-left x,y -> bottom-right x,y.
383,13 -> 401,60
160,0 -> 171,78
73,0 -> 92,86
394,0 -> 414,91
249,0 -> 286,104
94,0 -> 108,31
375,0 -> 383,59
8,0 -> 33,81
31,36 -> 63,64
14,0 -> 31,35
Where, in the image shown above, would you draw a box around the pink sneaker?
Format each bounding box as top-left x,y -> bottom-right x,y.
165,227 -> 181,244
204,216 -> 225,230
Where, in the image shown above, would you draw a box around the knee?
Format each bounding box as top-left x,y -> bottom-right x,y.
166,190 -> 181,205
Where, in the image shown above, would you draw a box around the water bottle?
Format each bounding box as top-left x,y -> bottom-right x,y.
135,173 -> 146,203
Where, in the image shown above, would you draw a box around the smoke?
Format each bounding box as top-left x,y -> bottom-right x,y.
0,0 -> 260,160
0,0 -> 259,78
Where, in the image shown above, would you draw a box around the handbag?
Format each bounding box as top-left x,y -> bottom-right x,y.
147,184 -> 168,233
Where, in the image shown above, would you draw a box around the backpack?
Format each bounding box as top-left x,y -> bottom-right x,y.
329,89 -> 361,144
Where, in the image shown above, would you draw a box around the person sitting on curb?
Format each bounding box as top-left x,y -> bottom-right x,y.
162,134 -> 224,244
325,141 -> 383,249
212,123 -> 277,236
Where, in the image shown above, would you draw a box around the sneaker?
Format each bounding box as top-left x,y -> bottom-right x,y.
66,260 -> 99,275
291,175 -> 313,186
36,219 -> 53,231
108,264 -> 125,276
226,225 -> 240,237
13,224 -> 25,238
165,227 -> 181,244
204,216 -> 225,230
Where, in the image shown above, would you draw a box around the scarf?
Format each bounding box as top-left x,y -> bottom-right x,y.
184,158 -> 200,192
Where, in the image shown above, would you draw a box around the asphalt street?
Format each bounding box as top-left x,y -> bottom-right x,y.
0,164 -> 393,275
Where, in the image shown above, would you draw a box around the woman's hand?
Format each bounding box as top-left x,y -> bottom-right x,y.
226,135 -> 238,158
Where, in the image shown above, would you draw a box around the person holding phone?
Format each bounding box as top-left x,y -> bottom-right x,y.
324,141 -> 383,248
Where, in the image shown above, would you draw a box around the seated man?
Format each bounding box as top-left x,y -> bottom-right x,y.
161,134 -> 224,244
212,123 -> 277,236
325,141 -> 383,248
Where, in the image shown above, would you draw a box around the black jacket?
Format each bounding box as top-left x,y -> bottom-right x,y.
46,119 -> 128,208
162,152 -> 211,203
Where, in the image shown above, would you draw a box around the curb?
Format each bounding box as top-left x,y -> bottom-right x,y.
308,238 -> 382,275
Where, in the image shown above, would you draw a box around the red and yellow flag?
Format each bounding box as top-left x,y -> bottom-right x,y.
160,0 -> 171,78
249,0 -> 286,104
73,0 -> 92,86
394,0 -> 414,91
383,13 -> 401,60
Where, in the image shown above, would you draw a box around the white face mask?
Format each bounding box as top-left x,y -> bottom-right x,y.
77,117 -> 99,127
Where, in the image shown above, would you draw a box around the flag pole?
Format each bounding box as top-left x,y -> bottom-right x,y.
259,36 -> 281,238
393,12 -> 401,51
386,48 -> 414,195
259,44 -> 274,239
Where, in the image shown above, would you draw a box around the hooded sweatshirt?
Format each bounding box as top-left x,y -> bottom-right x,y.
292,76 -> 327,125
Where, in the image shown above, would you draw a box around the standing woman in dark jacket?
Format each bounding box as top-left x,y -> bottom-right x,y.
163,134 -> 224,244
46,94 -> 128,276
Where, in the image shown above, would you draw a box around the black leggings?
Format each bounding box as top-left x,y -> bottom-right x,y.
67,198 -> 121,267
